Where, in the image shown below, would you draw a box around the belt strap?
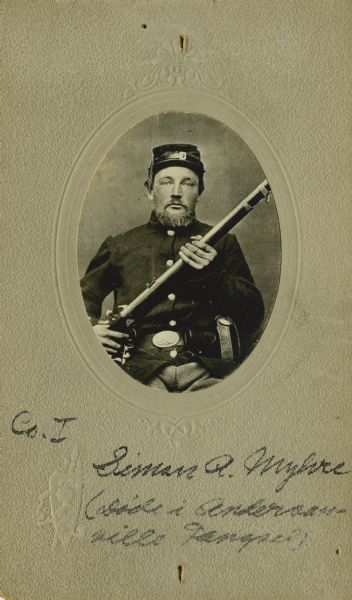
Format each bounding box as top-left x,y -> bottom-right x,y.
216,316 -> 235,360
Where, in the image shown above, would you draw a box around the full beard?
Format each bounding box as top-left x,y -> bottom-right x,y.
153,208 -> 196,228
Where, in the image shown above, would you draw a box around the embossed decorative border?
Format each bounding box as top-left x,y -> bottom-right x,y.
139,415 -> 220,449
122,41 -> 231,101
36,447 -> 86,549
54,41 -> 300,432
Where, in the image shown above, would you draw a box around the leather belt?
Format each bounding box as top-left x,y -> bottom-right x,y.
135,319 -> 238,359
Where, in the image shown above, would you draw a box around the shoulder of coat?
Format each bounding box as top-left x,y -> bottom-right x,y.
108,222 -> 150,243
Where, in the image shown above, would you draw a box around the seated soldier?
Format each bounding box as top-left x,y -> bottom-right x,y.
80,144 -> 264,392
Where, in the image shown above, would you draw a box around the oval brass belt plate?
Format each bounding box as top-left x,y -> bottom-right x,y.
152,330 -> 180,348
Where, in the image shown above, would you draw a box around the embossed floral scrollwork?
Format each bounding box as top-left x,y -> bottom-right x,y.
36,447 -> 86,549
141,416 -> 218,448
123,41 -> 229,100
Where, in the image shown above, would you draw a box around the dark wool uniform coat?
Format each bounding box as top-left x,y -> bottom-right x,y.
80,214 -> 265,383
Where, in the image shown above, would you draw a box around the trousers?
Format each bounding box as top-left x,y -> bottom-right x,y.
147,362 -> 221,393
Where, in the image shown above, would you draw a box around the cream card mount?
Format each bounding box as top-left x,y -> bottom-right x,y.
56,41 -> 299,419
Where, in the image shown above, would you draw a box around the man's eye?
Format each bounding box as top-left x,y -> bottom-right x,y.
160,180 -> 172,185
183,181 -> 195,186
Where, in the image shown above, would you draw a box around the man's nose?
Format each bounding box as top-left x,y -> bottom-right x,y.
171,182 -> 182,197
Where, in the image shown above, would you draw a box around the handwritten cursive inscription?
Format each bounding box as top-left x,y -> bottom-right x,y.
182,523 -> 308,552
85,490 -> 163,520
195,497 -> 347,520
93,445 -> 199,479
85,490 -> 347,524
244,447 -> 351,492
91,526 -> 165,547
80,462 -> 349,554
92,444 -> 350,493
11,410 -> 77,443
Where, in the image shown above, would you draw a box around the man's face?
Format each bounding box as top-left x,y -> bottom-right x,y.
149,166 -> 200,218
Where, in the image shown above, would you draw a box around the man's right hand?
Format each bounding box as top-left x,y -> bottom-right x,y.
93,320 -> 129,356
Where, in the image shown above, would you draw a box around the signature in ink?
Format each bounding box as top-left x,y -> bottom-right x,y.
93,445 -> 199,480
243,447 -> 351,492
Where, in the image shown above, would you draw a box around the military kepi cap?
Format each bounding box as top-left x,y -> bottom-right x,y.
146,143 -> 205,192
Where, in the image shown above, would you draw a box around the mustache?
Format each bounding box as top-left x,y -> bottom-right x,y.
166,201 -> 187,207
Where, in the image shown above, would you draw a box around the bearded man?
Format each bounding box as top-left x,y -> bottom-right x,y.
80,144 -> 264,392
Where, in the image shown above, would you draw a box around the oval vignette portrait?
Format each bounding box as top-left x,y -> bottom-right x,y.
77,112 -> 281,395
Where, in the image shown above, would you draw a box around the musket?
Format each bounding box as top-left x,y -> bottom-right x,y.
108,179 -> 271,361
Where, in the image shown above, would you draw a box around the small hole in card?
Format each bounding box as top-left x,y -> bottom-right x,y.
177,564 -> 183,582
180,35 -> 188,53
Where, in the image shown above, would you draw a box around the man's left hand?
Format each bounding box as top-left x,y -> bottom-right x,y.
179,235 -> 217,270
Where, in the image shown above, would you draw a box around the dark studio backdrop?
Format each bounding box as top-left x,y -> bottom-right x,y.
77,112 -> 282,329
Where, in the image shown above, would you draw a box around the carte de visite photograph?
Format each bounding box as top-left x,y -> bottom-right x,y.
77,112 -> 281,393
